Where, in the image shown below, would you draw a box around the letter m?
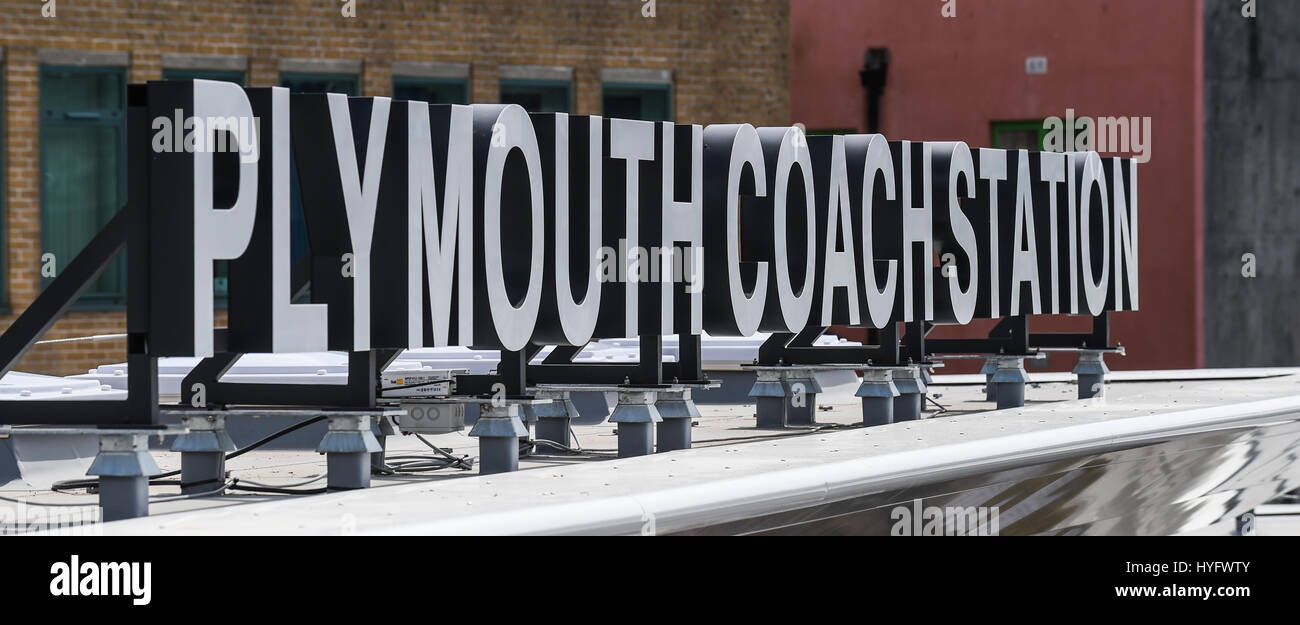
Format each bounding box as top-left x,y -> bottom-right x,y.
1095,117 -> 1128,155
409,102 -> 474,346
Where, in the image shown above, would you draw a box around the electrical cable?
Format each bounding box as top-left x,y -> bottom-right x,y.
226,416 -> 325,460
529,438 -> 617,456
696,422 -> 864,445
234,474 -> 326,489
147,480 -> 233,502
50,416 -> 328,496
568,425 -> 583,452
51,477 -> 183,495
373,432 -> 475,474
225,479 -> 328,495
2,479 -> 232,507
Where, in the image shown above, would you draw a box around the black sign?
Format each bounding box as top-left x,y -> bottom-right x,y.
143,79 -> 1138,358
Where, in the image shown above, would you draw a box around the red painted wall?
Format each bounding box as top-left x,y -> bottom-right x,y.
790,0 -> 1204,371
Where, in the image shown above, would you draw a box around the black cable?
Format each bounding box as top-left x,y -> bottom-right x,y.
374,432 -> 475,475
411,433 -> 474,470
529,438 -> 617,456
225,479 -> 328,496
226,416 -> 325,460
51,477 -> 184,495
50,416 -> 327,495
697,422 -> 864,445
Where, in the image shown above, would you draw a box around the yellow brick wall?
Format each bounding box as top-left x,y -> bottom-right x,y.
0,0 -> 791,375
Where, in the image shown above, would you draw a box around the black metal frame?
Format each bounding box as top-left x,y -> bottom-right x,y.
758,325 -> 900,366
454,332 -> 706,397
0,91 -> 158,426
179,345 -> 399,409
177,251 -> 399,409
758,313 -> 1112,368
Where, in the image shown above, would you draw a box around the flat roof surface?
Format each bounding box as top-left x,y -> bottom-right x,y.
6,367 -> 1300,534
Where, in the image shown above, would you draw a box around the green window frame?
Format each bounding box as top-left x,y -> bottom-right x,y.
280,73 -> 359,268
39,65 -> 128,310
393,76 -> 468,105
602,82 -> 672,122
992,118 -> 1089,152
164,68 -> 247,307
280,73 -> 359,97
991,120 -> 1049,151
499,79 -> 571,113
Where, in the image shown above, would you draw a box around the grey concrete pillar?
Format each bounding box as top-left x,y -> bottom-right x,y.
534,391 -> 578,451
317,415 -> 382,490
655,388 -> 699,452
171,414 -> 236,495
785,369 -> 823,427
87,433 -> 161,522
370,414 -> 399,473
892,366 -> 927,422
469,404 -> 528,475
992,356 -> 1031,409
749,370 -> 789,429
610,391 -> 661,458
856,369 -> 899,426
1073,350 -> 1110,399
981,358 -> 998,402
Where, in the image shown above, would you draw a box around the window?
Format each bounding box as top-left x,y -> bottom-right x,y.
393,76 -> 467,105
500,79 -> 571,113
280,73 -> 359,265
39,66 -> 127,309
991,120 -> 1049,151
602,83 -> 672,122
280,73 -> 359,97
165,68 -> 247,305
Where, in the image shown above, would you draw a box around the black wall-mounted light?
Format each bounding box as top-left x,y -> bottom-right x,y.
859,47 -> 890,134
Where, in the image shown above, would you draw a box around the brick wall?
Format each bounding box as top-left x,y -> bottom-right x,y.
0,0 -> 791,375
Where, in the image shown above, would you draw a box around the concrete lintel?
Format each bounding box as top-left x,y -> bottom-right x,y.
162,53 -> 248,72
601,67 -> 673,85
500,64 -> 573,83
279,57 -> 362,76
392,60 -> 469,80
39,49 -> 129,67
